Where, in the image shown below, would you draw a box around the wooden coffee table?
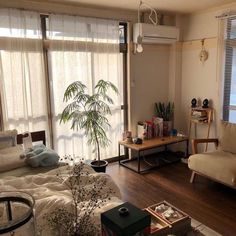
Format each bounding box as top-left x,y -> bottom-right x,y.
118,136 -> 188,174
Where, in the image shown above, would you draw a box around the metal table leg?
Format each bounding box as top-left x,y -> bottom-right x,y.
138,150 -> 141,173
118,144 -> 121,165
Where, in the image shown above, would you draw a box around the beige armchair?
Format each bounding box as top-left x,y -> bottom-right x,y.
188,121 -> 236,189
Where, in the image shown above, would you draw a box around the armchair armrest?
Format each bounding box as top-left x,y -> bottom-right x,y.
192,138 -> 219,154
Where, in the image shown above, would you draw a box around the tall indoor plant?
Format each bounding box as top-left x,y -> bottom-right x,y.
60,80 -> 118,172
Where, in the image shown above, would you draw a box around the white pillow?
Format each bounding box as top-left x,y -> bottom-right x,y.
0,129 -> 17,150
0,145 -> 26,173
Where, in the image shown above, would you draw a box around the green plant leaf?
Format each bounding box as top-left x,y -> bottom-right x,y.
61,79 -> 118,162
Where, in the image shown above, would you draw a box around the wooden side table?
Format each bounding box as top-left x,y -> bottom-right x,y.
118,136 -> 189,174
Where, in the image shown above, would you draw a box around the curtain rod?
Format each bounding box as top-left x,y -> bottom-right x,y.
215,13 -> 236,20
3,7 -> 124,22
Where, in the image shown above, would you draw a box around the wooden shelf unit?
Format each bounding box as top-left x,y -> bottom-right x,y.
188,107 -> 213,152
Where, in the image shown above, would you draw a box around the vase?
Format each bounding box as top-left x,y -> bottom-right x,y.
163,121 -> 172,136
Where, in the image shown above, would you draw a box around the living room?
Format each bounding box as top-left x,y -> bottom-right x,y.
0,0 -> 236,235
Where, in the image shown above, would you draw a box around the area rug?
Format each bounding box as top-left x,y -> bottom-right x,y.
188,218 -> 222,236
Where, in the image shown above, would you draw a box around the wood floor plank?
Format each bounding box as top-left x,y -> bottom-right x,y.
107,162 -> 236,235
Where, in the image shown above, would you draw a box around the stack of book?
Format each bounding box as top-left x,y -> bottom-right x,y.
137,117 -> 163,140
191,110 -> 208,122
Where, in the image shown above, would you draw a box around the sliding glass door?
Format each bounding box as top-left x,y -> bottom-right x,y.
0,9 -> 127,160
46,15 -> 126,159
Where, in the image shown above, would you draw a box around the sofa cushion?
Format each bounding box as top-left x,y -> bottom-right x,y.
188,151 -> 236,187
0,129 -> 17,150
219,121 -> 236,154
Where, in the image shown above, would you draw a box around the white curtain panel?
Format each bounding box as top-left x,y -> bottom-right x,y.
0,9 -> 49,138
48,14 -> 123,159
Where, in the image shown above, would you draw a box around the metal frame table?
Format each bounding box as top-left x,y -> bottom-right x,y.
118,136 -> 189,174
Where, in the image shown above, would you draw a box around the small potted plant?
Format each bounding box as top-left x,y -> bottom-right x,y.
60,80 -> 118,172
155,102 -> 174,136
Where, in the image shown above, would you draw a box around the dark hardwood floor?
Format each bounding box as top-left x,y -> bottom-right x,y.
107,162 -> 236,236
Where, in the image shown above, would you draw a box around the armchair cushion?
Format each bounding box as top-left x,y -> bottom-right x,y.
188,151 -> 236,187
219,121 -> 236,154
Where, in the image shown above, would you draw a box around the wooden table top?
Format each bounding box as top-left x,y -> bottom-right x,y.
119,136 -> 188,151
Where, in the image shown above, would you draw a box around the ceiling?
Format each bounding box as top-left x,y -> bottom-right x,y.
47,0 -> 236,14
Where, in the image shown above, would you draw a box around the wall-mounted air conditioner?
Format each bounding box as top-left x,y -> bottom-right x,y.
133,23 -> 180,45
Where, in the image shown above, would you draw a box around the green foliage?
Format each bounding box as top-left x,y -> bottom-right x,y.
155,102 -> 174,121
60,80 -> 118,164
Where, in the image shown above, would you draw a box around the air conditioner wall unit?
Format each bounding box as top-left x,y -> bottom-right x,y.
133,23 -> 180,45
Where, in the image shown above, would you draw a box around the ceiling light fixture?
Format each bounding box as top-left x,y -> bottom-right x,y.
135,0 -> 159,53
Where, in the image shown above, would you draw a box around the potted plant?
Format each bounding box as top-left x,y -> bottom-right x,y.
155,102 -> 174,136
60,80 -> 118,172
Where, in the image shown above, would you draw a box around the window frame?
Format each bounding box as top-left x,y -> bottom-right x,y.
41,15 -> 128,160
222,17 -> 236,122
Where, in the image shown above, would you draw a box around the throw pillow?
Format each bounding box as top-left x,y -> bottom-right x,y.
0,129 -> 18,150
0,145 -> 25,172
219,121 -> 236,153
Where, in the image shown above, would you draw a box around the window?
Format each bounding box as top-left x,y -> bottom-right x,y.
0,9 -> 49,135
223,17 -> 236,122
0,9 -> 127,160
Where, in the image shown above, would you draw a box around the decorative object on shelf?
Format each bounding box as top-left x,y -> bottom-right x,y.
0,191 -> 35,235
123,131 -> 133,144
22,131 -> 33,151
60,80 -> 118,173
170,129 -> 177,137
124,137 -> 133,144
199,39 -> 208,63
155,102 -> 174,136
191,98 -> 197,108
134,0 -> 158,53
123,130 -> 132,140
133,137 -> 143,144
202,98 -> 209,108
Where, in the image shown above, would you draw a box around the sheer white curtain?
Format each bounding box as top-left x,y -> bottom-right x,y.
48,14 -> 123,159
0,9 -> 49,138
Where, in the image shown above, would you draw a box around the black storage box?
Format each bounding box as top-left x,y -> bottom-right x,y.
101,202 -> 151,236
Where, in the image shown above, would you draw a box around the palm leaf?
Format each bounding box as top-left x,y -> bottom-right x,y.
63,81 -> 86,102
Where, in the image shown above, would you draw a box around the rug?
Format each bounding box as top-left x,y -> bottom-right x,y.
188,218 -> 222,236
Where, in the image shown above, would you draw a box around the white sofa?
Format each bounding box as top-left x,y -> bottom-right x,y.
188,121 -> 236,188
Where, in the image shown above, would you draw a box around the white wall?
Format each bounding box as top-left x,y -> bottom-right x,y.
130,44 -> 170,134
179,3 -> 236,152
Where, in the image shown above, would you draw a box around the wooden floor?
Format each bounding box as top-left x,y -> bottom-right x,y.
107,162 -> 236,236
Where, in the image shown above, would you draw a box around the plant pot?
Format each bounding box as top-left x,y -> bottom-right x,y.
90,160 -> 108,173
163,121 -> 173,136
